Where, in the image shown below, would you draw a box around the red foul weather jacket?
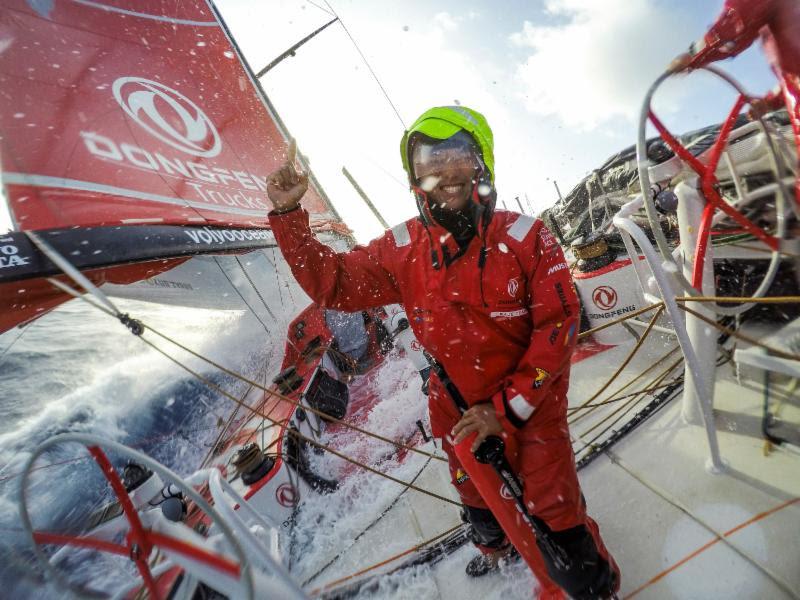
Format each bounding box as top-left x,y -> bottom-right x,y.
687,0 -> 800,197
269,206 -> 584,528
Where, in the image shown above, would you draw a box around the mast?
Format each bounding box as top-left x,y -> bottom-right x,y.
255,18 -> 339,77
341,167 -> 389,229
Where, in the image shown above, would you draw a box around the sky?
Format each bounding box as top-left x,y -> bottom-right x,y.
213,0 -> 777,243
0,0 -> 778,240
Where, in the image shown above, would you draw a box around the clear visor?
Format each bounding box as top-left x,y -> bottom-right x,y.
411,136 -> 480,180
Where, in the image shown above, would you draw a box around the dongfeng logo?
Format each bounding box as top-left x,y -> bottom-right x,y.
112,77 -> 221,158
592,285 -> 618,310
276,483 -> 299,507
499,484 -> 514,501
507,278 -> 520,297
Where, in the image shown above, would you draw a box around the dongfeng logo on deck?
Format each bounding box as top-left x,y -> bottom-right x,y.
112,77 -> 222,158
276,483 -> 299,507
592,285 -> 618,310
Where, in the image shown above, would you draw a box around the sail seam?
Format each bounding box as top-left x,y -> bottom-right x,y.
70,0 -> 220,26
2,172 -> 264,218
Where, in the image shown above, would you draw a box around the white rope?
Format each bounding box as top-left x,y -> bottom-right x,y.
26,231 -> 120,316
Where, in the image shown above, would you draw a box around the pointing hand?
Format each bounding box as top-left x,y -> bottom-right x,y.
267,138 -> 309,213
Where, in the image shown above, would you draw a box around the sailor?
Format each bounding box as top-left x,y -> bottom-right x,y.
669,0 -> 800,203
266,106 -> 619,599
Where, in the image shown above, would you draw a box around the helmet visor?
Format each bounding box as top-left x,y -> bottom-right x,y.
411,132 -> 480,181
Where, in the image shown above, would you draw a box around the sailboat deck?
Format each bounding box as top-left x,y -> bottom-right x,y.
575,334 -> 800,599
299,325 -> 799,599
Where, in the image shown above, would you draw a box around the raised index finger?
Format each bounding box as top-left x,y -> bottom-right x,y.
286,138 -> 297,166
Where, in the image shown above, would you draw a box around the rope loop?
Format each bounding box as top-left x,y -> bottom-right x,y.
119,313 -> 144,336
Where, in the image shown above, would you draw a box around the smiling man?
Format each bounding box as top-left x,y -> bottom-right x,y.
267,106 -> 619,598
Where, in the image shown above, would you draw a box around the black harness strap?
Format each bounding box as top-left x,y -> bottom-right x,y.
425,352 -> 469,414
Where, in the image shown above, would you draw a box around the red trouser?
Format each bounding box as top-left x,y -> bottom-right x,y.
429,379 -> 620,598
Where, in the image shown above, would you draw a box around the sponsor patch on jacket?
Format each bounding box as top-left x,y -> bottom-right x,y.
412,307 -> 433,323
455,468 -> 469,485
565,322 -> 577,346
533,367 -> 550,389
539,228 -> 556,249
490,308 -> 527,319
507,278 -> 520,297
554,282 -> 573,317
548,322 -> 563,345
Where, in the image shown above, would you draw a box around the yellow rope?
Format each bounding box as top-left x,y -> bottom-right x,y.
310,523 -> 463,596
575,356 -> 684,451
569,345 -> 682,418
139,336 -> 461,508
141,324 -> 446,463
678,305 -> 800,362
568,306 -> 664,423
577,302 -> 664,341
46,278 -> 446,463
676,295 -> 800,305
570,378 -> 684,413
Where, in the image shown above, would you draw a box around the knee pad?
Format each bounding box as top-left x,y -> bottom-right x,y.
461,505 -> 506,550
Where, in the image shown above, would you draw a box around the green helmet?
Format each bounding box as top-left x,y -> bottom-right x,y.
400,105 -> 494,183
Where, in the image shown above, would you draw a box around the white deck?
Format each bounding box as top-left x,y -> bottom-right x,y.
306,327 -> 799,599
575,332 -> 800,599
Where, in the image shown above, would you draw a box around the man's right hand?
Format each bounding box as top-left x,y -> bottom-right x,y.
667,52 -> 693,74
267,139 -> 309,213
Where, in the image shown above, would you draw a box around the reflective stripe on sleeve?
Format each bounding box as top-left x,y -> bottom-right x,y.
508,393 -> 534,421
508,214 -> 535,242
391,222 -> 411,247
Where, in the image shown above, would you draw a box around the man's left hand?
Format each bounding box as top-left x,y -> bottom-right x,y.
451,404 -> 504,453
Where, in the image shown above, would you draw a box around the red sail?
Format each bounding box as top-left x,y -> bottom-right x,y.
0,0 -> 336,231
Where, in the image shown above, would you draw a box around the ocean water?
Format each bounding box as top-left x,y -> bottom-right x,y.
0,271 -> 536,599
0,280 -> 473,599
0,294 -> 287,597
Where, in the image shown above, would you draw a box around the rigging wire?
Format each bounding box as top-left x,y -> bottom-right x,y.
568,306 -> 665,422
256,17 -> 339,77
569,345 -> 682,421
137,333 -> 460,508
234,254 -> 279,322
302,450 -> 434,587
323,0 -> 406,129
212,256 -> 272,335
305,0 -> 335,17
310,523 -> 465,596
611,452 -> 800,600
0,324 -> 29,366
42,255 -> 445,462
